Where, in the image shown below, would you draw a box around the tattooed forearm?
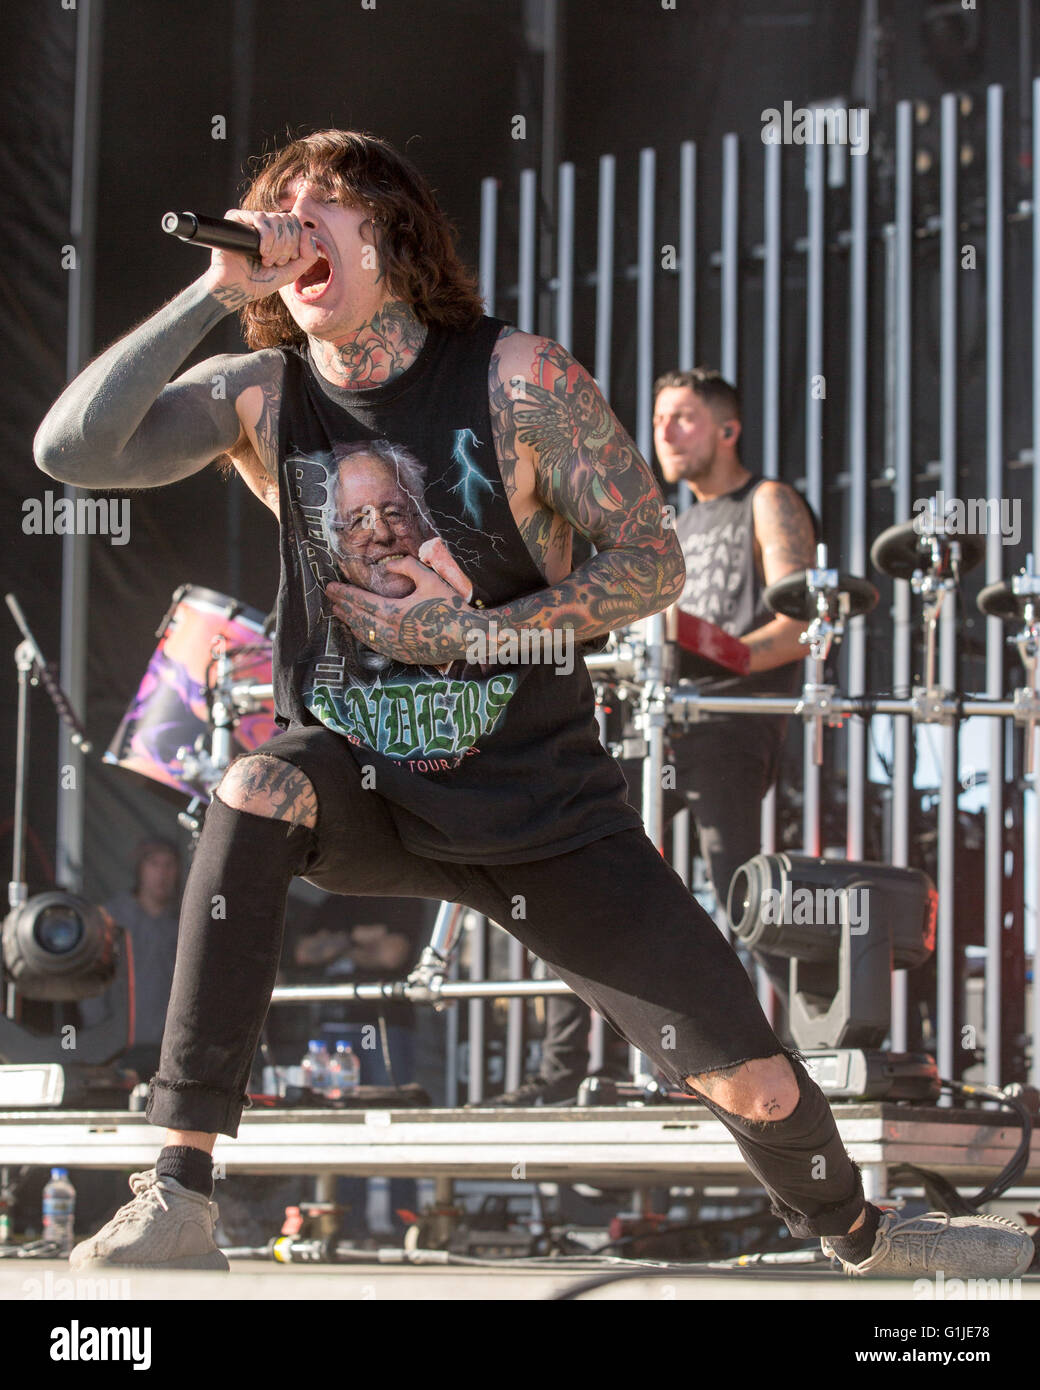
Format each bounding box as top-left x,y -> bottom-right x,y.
311,300 -> 427,388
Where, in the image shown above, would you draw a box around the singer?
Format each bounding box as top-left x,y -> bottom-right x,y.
33,129 -> 1034,1280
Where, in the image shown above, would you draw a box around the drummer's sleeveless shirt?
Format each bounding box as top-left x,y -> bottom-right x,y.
674,474 -> 815,728
271,316 -> 643,864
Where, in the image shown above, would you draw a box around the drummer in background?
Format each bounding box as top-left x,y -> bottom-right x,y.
489,367 -> 817,1106
81,837 -> 182,1080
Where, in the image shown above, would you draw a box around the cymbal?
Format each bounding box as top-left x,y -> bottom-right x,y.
871,518 -> 986,581
977,578 -> 1040,623
764,570 -> 878,622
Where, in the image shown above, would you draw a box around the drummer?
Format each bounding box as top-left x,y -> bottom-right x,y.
492,367 -> 818,1107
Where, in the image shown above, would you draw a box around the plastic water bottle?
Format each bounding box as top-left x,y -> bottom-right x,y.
301,1039 -> 331,1097
329,1041 -> 361,1098
42,1169 -> 76,1255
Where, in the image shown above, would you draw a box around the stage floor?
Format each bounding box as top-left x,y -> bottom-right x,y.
1,1101 -> 1037,1198
4,1258 -> 1039,1301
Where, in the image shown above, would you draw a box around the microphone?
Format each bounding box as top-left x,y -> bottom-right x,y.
161,211 -> 260,256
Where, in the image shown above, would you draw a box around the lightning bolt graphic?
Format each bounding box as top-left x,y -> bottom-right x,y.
448,429 -> 497,524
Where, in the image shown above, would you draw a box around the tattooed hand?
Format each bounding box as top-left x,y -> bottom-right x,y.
326,557 -> 486,665
201,209 -> 321,311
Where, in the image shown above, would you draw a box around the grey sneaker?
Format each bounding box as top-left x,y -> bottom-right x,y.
69,1169 -> 229,1272
822,1208 -> 1036,1279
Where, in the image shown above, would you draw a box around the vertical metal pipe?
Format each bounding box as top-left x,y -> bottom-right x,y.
633,145 -> 657,1085
595,154 -> 616,399
57,0 -> 104,892
537,0 -> 562,338
479,176 -> 498,315
445,936 -> 460,1107
890,100 -> 915,1051
846,133 -> 869,865
1033,77 -> 1040,1085
677,140 -> 698,517
671,809 -> 690,886
505,938 -> 525,1092
759,137 -> 783,903
588,1013 -> 605,1073
678,141 -> 697,372
225,0 -> 255,602
936,92 -> 960,1086
984,85 -> 1005,1086
802,140 -> 825,857
636,147 -> 656,462
467,914 -> 487,1103
518,168 -> 537,334
556,161 -> 575,352
720,133 -> 739,385
762,140 -> 781,482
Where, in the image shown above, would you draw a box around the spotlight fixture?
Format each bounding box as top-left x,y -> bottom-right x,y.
729,853 -> 939,1098
2,892 -> 118,1001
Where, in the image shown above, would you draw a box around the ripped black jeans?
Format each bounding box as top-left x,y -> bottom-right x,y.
148,724 -> 865,1238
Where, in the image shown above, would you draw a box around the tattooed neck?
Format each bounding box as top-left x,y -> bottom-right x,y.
309,301 -> 428,390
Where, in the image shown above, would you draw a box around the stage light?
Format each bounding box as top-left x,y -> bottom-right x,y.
2,891 -> 118,1001
729,854 -> 935,975
727,855 -> 939,1097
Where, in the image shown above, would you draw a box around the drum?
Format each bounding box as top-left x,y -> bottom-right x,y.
105,585 -> 277,799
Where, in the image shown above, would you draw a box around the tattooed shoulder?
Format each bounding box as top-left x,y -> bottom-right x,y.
488,328 -> 576,579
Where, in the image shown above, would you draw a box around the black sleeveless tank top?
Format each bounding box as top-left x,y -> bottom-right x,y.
674,474 -> 814,722
271,315 -> 643,864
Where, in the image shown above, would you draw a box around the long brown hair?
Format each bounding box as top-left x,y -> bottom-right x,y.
237,129 -> 485,349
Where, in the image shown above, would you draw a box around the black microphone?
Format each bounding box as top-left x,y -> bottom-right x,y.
161,211 -> 260,256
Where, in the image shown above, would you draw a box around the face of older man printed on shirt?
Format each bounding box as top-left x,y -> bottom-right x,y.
328,454 -> 427,598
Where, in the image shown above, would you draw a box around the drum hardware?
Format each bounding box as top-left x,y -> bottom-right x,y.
763,543 -> 879,765
871,498 -> 986,697
978,554 -> 1040,775
406,903 -> 465,1011
106,585 -> 277,813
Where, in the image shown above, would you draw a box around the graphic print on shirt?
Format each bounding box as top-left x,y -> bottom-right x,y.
679,516 -> 750,632
290,437 -> 518,767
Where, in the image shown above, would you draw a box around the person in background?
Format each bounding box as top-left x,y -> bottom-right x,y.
81,837 -> 182,1080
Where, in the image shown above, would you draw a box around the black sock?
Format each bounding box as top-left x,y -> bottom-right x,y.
156,1145 -> 214,1198
826,1201 -> 882,1264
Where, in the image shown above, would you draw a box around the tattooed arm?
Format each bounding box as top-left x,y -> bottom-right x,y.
326,330 -> 686,663
32,280 -> 285,493
33,207 -> 318,499
488,330 -> 685,635
743,480 -> 816,672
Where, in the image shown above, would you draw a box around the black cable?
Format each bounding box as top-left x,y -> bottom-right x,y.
943,1079 -> 1033,1206
589,1203 -> 786,1257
